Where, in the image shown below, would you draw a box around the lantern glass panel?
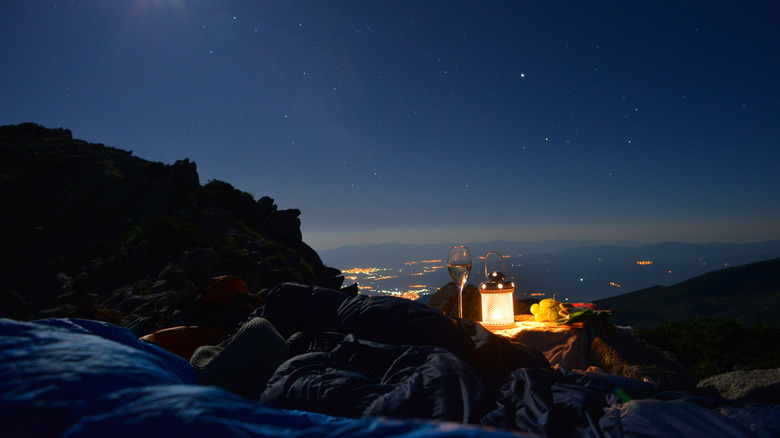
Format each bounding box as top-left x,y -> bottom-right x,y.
481,291 -> 515,329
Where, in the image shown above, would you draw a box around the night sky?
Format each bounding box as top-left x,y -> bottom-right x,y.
2,1 -> 778,250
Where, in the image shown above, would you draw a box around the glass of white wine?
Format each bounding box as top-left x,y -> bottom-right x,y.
447,245 -> 472,318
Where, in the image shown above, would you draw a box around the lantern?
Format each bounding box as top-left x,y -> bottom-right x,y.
479,252 -> 516,330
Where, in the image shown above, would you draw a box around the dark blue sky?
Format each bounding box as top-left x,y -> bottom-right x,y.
2,1 -> 778,249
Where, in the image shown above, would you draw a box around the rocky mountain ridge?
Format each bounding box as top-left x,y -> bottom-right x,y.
0,123 -> 343,329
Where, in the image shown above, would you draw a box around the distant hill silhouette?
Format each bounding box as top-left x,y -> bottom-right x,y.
322,240 -> 780,302
593,258 -> 780,329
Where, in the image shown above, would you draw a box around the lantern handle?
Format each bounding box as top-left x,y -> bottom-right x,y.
484,251 -> 506,278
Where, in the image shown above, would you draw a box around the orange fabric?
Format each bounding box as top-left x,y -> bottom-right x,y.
140,326 -> 233,361
201,276 -> 249,304
488,315 -> 592,370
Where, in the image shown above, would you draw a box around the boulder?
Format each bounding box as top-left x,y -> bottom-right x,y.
75,293 -> 101,318
696,368 -> 780,404
427,282 -> 481,321
427,284 -> 695,390
428,284 -> 532,322
0,291 -> 30,320
587,325 -> 695,390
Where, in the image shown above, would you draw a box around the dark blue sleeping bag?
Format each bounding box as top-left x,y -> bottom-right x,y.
257,287 -> 552,424
3,293 -> 779,438
260,333 -> 493,423
0,317 -> 523,438
253,284 -> 780,437
0,318 -> 194,438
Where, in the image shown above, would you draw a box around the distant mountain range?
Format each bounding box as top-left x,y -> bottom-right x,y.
593,257 -> 780,330
319,240 -> 780,302
318,239 -> 643,268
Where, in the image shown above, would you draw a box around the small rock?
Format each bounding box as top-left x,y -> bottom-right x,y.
697,368 -> 780,404
37,304 -> 77,319
0,291 -> 30,320
76,293 -> 100,318
179,248 -> 218,273
95,306 -> 123,325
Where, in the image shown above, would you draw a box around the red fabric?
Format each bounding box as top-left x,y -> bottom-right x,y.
572,302 -> 597,310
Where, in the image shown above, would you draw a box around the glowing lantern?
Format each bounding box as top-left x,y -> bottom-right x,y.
479,252 -> 516,330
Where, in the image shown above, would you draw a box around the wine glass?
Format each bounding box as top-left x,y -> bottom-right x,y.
447,246 -> 472,318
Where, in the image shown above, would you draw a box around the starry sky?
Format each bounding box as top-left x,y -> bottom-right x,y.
1,1 -> 778,250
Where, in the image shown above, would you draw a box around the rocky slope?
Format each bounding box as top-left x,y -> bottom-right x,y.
0,123 -> 343,331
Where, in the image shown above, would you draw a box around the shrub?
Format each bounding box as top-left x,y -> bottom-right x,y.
638,318 -> 780,380
143,216 -> 207,251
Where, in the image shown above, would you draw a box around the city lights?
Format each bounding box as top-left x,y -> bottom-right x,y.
340,258 -> 564,302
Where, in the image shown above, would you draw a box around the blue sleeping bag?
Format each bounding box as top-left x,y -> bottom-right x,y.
0,317 -> 523,438
0,318 -> 194,438
2,305 -> 779,437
